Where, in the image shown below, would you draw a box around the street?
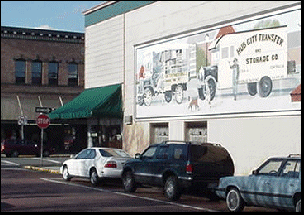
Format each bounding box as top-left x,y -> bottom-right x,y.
1,157 -> 278,212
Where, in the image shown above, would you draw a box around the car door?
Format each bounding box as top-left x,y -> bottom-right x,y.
251,159 -> 285,207
271,159 -> 301,208
68,149 -> 88,176
134,145 -> 158,184
77,149 -> 96,177
150,145 -> 169,185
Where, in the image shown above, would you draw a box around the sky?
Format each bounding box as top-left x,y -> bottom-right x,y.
1,1 -> 103,33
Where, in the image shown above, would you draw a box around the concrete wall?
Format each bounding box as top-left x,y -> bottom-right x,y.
85,15 -> 124,89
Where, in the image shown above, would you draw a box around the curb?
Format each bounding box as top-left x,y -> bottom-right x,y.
24,165 -> 61,174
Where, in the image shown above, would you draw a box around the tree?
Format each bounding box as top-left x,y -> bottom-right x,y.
254,19 -> 281,29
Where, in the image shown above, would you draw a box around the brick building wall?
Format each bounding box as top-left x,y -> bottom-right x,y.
1,26 -> 87,152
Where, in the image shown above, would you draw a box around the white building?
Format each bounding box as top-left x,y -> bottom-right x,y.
81,1 -> 301,175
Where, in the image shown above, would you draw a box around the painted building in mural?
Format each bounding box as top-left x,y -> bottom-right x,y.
83,1 -> 301,175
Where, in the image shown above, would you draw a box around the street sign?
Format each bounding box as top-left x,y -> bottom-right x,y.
36,114 -> 50,129
35,107 -> 53,114
18,115 -> 28,125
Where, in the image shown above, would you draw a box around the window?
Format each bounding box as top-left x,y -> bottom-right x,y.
185,121 -> 207,142
171,145 -> 187,160
68,63 -> 78,86
142,146 -> 157,159
258,159 -> 283,176
155,146 -> 169,159
230,46 -> 235,58
48,62 -> 58,86
32,61 -> 42,85
281,160 -> 301,178
221,47 -> 229,59
151,123 -> 168,144
15,60 -> 26,84
76,149 -> 96,159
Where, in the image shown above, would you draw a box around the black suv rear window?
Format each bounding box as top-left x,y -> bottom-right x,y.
190,144 -> 230,162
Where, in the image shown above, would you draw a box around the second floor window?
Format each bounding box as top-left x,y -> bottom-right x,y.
68,63 -> 78,86
15,60 -> 26,84
49,62 -> 58,86
32,61 -> 42,85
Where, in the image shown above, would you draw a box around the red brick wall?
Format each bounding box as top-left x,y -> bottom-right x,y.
1,37 -> 84,87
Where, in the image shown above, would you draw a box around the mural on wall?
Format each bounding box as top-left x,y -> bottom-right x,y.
135,6 -> 301,119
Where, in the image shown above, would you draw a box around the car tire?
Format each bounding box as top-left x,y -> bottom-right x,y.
226,188 -> 245,212
259,76 -> 272,97
62,166 -> 71,181
296,199 -> 301,212
163,176 -> 181,201
11,150 -> 19,158
122,171 -> 137,192
90,169 -> 99,186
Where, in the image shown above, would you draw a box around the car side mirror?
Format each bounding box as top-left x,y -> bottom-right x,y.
70,154 -> 75,159
135,153 -> 141,159
252,169 -> 259,175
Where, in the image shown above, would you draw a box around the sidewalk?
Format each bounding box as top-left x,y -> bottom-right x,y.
23,153 -> 70,174
24,165 -> 61,174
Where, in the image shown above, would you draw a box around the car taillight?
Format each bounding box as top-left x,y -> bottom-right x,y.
186,162 -> 193,174
104,161 -> 117,168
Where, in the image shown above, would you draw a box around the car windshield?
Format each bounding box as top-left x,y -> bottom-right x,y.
99,148 -> 131,158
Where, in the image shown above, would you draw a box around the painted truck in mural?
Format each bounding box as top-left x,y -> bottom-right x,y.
137,25 -> 296,106
208,25 -> 289,98
137,45 -> 197,106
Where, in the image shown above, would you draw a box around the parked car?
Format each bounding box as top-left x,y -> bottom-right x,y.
121,140 -> 234,201
216,154 -> 301,212
61,147 -> 131,186
1,139 -> 55,157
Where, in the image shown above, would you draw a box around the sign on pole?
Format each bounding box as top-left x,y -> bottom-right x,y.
35,107 -> 54,114
36,114 -> 50,166
36,114 -> 50,129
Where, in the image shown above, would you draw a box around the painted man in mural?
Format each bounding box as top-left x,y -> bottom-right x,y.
230,58 -> 240,101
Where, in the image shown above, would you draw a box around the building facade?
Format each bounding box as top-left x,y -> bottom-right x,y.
82,1 -> 301,175
1,26 -> 86,152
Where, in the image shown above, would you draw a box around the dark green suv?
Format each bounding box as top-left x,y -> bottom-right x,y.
121,140 -> 234,201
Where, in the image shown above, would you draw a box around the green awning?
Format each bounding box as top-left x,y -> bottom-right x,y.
49,84 -> 122,120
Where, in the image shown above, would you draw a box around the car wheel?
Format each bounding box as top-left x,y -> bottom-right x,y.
259,76 -> 272,97
43,150 -> 50,157
143,88 -> 153,106
175,85 -> 183,104
62,166 -> 71,181
90,169 -> 99,186
11,150 -> 19,158
226,188 -> 245,212
122,171 -> 136,192
164,176 -> 181,201
296,199 -> 301,212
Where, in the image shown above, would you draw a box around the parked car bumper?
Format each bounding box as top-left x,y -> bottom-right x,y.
179,176 -> 219,191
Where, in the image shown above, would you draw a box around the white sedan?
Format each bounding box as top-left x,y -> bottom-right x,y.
61,147 -> 131,185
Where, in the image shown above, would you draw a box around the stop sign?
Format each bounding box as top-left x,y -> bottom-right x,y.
36,114 -> 50,129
